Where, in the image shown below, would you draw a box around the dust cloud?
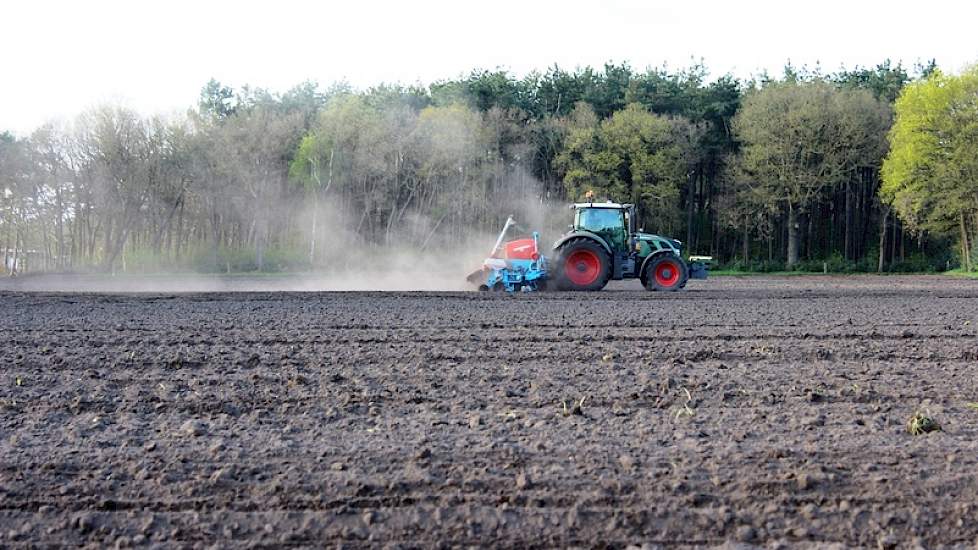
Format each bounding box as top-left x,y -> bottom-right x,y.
0,240 -> 494,293
0,179 -> 569,293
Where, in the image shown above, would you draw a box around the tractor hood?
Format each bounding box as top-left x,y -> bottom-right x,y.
635,232 -> 683,253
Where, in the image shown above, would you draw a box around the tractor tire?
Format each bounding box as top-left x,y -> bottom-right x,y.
555,238 -> 612,291
644,254 -> 688,292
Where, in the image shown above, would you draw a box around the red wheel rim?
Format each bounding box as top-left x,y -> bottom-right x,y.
655,259 -> 681,288
565,250 -> 600,286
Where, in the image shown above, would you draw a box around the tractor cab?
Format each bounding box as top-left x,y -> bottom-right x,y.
574,202 -> 631,252
566,200 -> 639,282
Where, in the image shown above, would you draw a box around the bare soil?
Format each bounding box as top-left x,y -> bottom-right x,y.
1,275 -> 978,548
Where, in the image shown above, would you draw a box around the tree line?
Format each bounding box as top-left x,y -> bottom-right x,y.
3,59 -> 974,275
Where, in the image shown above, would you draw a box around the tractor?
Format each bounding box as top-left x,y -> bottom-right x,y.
468,194 -> 710,292
552,198 -> 709,291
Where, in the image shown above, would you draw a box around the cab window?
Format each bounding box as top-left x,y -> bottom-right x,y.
578,208 -> 623,232
577,208 -> 627,250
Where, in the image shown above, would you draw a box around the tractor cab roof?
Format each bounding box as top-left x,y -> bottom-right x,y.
571,201 -> 632,210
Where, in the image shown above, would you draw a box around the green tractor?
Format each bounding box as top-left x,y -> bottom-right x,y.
552,199 -> 710,291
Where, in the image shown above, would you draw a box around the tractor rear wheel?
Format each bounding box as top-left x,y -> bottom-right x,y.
644,254 -> 688,292
555,239 -> 611,291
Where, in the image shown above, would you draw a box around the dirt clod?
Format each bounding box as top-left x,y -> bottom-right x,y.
179,420 -> 206,437
736,525 -> 757,542
618,454 -> 636,470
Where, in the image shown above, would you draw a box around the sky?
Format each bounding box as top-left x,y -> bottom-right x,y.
2,0 -> 976,135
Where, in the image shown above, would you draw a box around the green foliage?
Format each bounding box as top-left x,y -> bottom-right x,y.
432,69 -> 533,113
554,103 -> 700,234
625,64 -> 709,117
198,79 -> 237,119
834,59 -> 910,103
532,65 -> 612,118
790,253 -> 871,273
734,80 -> 890,211
882,67 -> 978,235
720,251 -> 940,274
718,259 -> 787,273
288,94 -> 381,191
906,411 -> 941,435
729,79 -> 891,265
887,253 -> 942,273
364,83 -> 431,112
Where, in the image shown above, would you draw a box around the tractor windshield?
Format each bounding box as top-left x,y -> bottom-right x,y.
576,208 -> 627,251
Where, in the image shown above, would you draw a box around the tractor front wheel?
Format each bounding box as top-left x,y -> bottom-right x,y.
644,254 -> 688,292
556,239 -> 611,291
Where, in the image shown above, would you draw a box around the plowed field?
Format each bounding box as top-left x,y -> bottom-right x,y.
2,276 -> 977,548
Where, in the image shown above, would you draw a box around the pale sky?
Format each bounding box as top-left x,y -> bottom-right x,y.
2,0 -> 975,136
